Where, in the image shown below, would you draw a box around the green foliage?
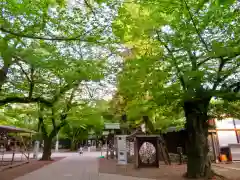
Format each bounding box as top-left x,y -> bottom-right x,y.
1,104 -> 39,129
209,99 -> 240,120
111,0 -> 240,131
59,101 -> 107,150
0,0 -> 112,156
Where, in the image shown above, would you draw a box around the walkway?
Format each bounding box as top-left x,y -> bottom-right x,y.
14,152 -> 154,180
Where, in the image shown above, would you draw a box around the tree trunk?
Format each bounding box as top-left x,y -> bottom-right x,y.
41,137 -> 52,161
184,99 -> 213,179
96,136 -> 99,149
70,139 -> 77,151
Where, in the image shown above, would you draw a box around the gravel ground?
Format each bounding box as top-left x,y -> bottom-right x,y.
98,158 -> 227,180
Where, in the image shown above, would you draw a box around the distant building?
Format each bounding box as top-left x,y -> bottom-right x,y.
163,118 -> 240,162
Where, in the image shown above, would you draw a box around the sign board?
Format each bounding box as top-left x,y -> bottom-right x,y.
88,135 -> 96,139
104,123 -> 120,130
116,135 -> 128,165
102,131 -> 109,136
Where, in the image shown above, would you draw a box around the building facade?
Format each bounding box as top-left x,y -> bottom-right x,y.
214,118 -> 240,147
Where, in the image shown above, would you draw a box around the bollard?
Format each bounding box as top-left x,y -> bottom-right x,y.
177,147 -> 183,165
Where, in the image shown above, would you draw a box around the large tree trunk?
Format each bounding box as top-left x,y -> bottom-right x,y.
41,137 -> 52,161
184,99 -> 213,179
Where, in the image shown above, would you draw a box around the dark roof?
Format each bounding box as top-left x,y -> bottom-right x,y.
0,125 -> 35,133
165,126 -> 185,132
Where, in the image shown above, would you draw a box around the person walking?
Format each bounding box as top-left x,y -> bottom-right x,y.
79,146 -> 83,155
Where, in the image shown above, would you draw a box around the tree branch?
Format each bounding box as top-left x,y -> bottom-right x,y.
51,107 -> 57,131
15,61 -> 31,82
197,52 -> 240,68
49,87 -> 78,139
228,82 -> 240,92
38,104 -> 48,137
28,66 -> 35,99
156,32 -> 186,90
197,57 -> 212,67
52,80 -> 80,104
0,26 -> 104,43
182,0 -> 210,52
212,58 -> 227,90
67,87 -> 77,109
84,0 -> 97,17
15,61 -> 35,98
187,50 -> 197,70
0,27 -> 86,41
49,118 -> 67,138
220,64 -> 240,88
0,97 -> 52,107
214,90 -> 240,102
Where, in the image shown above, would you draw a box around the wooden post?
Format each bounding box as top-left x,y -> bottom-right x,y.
134,137 -> 139,168
106,139 -> 109,159
27,133 -> 32,161
177,147 -> 183,165
156,138 -> 161,168
11,138 -> 16,165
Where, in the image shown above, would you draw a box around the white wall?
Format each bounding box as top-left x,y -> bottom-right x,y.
217,131 -> 237,147
234,119 -> 240,129
215,118 -> 239,147
215,118 -> 235,129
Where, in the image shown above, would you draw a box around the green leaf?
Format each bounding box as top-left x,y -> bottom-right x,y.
217,0 -> 236,5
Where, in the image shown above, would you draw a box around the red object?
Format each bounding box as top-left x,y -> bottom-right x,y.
207,119 -> 215,126
228,155 -> 232,161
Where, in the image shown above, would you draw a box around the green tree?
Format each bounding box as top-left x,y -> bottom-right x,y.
113,0 -> 240,178
0,0 -> 111,160
0,0 -> 111,103
1,104 -> 39,130
209,99 -> 240,120
61,103 -> 105,151
0,39 -> 106,160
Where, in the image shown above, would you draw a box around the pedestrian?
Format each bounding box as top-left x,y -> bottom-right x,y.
79,146 -> 83,155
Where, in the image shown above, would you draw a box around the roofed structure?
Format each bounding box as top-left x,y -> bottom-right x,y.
126,127 -> 145,141
0,125 -> 35,133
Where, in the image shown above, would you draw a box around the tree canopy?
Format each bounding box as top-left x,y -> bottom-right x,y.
1,0 -> 240,177
0,0 -> 115,160
111,0 -> 240,178
113,0 -> 240,116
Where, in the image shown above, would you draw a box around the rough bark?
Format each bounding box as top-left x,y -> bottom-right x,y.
184,99 -> 213,179
41,137 -> 52,161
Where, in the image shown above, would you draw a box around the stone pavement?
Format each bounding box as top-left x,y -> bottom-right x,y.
212,163 -> 240,180
14,152 -> 155,180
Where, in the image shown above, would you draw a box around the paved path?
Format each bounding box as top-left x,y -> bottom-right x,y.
14,152 -> 154,180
